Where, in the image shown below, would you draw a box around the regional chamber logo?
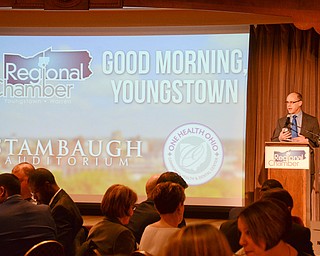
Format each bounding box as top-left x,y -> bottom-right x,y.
163,123 -> 224,185
0,47 -> 92,104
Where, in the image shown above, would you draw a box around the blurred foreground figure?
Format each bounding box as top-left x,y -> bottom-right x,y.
237,199 -> 308,256
162,223 -> 233,256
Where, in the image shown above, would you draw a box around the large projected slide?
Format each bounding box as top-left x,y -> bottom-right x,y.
0,27 -> 249,206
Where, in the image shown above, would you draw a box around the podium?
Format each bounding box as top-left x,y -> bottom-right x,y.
265,142 -> 311,226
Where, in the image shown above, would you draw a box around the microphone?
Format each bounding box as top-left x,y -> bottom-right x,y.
284,114 -> 291,129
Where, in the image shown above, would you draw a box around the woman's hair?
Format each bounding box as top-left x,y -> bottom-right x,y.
101,184 -> 137,218
152,181 -> 185,214
238,199 -> 292,250
162,223 -> 233,256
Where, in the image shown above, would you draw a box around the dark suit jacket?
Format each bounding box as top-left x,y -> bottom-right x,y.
126,199 -> 160,244
83,217 -> 136,256
271,112 -> 320,175
50,189 -> 83,256
220,219 -> 315,255
0,195 -> 57,256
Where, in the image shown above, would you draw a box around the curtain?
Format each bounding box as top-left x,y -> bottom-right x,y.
245,24 -> 320,204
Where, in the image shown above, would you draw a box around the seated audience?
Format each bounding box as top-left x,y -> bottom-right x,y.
139,182 -> 185,256
0,173 -> 57,256
228,178 -> 283,220
237,199 -> 308,256
128,171 -> 189,245
221,178 -> 285,252
28,167 -> 83,256
11,162 -> 36,203
79,184 -> 138,256
221,188 -> 314,255
161,223 -> 233,256
127,174 -> 161,244
260,188 -> 314,255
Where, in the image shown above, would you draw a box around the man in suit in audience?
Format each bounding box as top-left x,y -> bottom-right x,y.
127,171 -> 188,244
0,173 -> 57,256
220,188 -> 315,255
12,162 -> 36,203
127,173 -> 161,244
28,167 -> 83,256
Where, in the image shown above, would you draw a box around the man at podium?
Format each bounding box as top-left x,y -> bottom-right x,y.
271,92 -> 320,188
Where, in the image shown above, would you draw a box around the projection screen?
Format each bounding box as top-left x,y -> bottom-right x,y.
0,25 -> 249,206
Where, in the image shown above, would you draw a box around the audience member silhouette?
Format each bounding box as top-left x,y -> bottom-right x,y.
127,174 -> 161,244
161,223 -> 233,256
0,173 -> 57,256
28,167 -> 83,256
79,184 -> 138,256
139,182 -> 185,256
221,186 -> 314,254
228,178 -> 283,220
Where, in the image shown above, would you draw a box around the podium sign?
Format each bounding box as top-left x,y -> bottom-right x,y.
265,143 -> 310,169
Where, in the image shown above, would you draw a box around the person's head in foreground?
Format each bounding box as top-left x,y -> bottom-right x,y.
237,199 -> 296,256
162,223 -> 233,256
101,184 -> 137,225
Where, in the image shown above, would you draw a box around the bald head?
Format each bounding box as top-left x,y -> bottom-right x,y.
146,174 -> 160,199
12,162 -> 35,200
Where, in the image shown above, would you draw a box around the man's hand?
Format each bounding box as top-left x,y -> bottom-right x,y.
292,134 -> 309,143
279,128 -> 292,141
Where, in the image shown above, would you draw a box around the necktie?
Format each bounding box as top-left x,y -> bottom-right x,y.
291,115 -> 298,138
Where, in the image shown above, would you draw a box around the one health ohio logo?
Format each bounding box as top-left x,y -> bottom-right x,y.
1,48 -> 92,104
163,123 -> 224,185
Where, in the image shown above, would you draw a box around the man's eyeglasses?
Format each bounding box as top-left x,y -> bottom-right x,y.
285,100 -> 301,104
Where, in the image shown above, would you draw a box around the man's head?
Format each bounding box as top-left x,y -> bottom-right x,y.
12,162 -> 35,200
259,179 -> 283,198
145,174 -> 160,199
261,179 -> 283,192
0,173 -> 21,204
260,188 -> 294,213
28,168 -> 59,205
157,171 -> 188,189
286,92 -> 303,115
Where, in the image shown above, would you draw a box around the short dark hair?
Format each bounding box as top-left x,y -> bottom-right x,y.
0,173 -> 21,196
153,182 -> 185,214
101,184 -> 137,218
157,171 -> 188,189
238,199 -> 291,250
260,179 -> 283,192
260,188 -> 293,209
28,168 -> 57,187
